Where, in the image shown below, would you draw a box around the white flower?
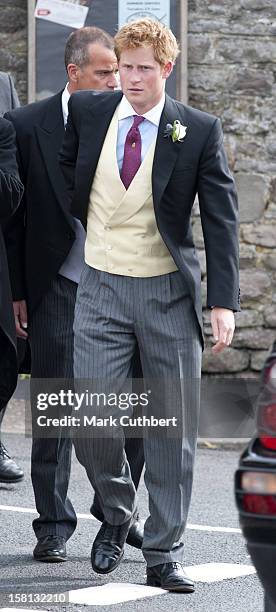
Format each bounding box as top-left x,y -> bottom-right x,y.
164,120 -> 187,143
172,120 -> 187,142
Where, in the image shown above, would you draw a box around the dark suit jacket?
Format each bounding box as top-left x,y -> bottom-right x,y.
4,92 -> 75,316
59,91 -> 240,343
0,117 -> 23,406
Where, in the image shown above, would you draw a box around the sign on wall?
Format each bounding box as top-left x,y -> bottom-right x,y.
35,0 -> 90,29
118,0 -> 170,28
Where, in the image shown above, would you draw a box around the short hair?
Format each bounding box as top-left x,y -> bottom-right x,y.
64,26 -> 114,70
114,19 -> 180,66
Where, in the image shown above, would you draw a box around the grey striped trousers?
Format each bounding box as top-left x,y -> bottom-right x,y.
73,265 -> 202,566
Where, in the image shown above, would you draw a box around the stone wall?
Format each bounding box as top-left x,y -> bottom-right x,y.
188,0 -> 276,376
0,0 -> 27,102
0,1 -> 275,376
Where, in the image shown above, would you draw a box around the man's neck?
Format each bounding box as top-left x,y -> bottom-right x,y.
123,93 -> 166,119
67,82 -> 75,95
131,102 -> 159,115
127,93 -> 165,116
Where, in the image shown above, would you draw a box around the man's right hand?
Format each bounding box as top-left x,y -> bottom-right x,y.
13,300 -> 28,339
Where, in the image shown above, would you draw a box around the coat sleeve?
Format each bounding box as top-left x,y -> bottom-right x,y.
0,117 -> 23,220
1,114 -> 26,301
198,118 -> 240,311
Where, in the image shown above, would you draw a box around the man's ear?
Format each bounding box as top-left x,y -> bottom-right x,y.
67,63 -> 80,84
162,61 -> 174,80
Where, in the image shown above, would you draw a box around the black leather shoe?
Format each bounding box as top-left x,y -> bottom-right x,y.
90,501 -> 143,550
0,442 -> 24,483
146,562 -> 195,592
33,536 -> 67,562
91,520 -> 130,574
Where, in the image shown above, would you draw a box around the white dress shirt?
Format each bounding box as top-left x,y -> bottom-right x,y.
116,93 -> 165,171
61,83 -> 70,126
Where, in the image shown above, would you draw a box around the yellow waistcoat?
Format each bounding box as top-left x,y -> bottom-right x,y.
85,108 -> 177,277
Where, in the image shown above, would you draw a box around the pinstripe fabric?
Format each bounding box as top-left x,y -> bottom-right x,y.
73,265 -> 202,565
29,275 -> 77,539
29,273 -> 144,538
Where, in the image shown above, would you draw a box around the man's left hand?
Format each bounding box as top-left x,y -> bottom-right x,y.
211,307 -> 235,354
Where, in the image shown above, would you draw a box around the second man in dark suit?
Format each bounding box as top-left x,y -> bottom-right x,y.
5,26 -> 144,563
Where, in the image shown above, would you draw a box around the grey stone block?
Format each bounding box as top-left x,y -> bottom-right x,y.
251,349 -> 271,371
202,348 -> 249,373
240,269 -> 271,303
235,309 -> 264,328
236,173 -> 267,222
264,306 -> 276,327
242,223 -> 276,247
233,328 -> 274,349
239,244 -> 257,268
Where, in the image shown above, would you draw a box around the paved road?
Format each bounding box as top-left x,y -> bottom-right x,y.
0,429 -> 264,612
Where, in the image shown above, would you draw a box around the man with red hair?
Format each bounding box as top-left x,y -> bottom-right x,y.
60,18 -> 239,591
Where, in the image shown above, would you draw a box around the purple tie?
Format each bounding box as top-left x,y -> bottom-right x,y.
120,115 -> 145,189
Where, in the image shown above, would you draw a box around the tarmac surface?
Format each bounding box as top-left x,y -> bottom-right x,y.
0,396 -> 264,611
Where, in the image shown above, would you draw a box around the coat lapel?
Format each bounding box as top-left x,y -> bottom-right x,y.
77,91 -> 123,209
152,94 -> 186,209
35,92 -> 72,221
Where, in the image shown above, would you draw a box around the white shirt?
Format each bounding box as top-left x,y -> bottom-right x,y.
116,93 -> 165,171
61,83 -> 70,126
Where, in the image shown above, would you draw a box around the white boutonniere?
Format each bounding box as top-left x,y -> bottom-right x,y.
164,120 -> 187,143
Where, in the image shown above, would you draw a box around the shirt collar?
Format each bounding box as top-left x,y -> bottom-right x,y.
61,83 -> 71,126
118,93 -> 165,127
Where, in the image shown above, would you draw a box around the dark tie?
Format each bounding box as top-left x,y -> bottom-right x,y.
120,115 -> 145,189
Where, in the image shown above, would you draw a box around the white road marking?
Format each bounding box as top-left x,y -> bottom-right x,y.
187,524 -> 241,534
0,506 -> 37,515
186,563 -> 256,583
0,505 -> 95,519
68,583 -> 166,605
0,505 -> 241,534
75,512 -> 96,519
0,564 -> 257,609
68,565 -> 256,605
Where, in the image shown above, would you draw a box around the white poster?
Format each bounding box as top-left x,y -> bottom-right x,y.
35,0 -> 89,29
118,0 -> 170,28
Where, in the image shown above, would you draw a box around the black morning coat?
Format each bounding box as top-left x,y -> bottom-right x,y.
59,90 -> 240,346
